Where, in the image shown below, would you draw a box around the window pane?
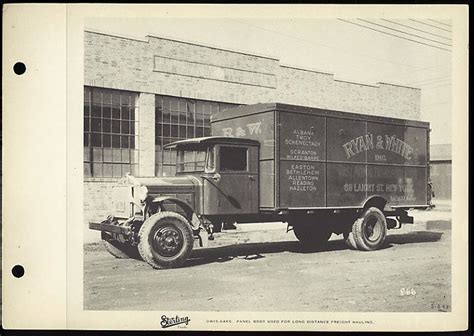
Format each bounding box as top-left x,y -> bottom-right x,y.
92,163 -> 103,177
84,117 -> 89,132
103,134 -> 111,148
112,105 -> 120,119
84,103 -> 90,116
91,118 -> 101,132
196,126 -> 204,137
84,147 -> 90,162
112,148 -> 122,162
131,122 -> 136,135
130,136 -> 135,149
171,111 -> 179,124
163,109 -> 171,124
122,121 -> 129,134
171,125 -> 179,138
92,91 -> 101,104
179,126 -> 186,138
103,105 -> 111,119
187,126 -> 195,138
84,163 -> 91,177
112,92 -> 121,105
102,119 -> 111,133
93,147 -> 102,162
103,148 -> 112,162
170,98 -> 179,111
84,134 -> 89,146
112,164 -> 122,177
92,104 -> 101,118
220,146 -> 247,171
156,122 -> 162,137
103,164 -> 113,177
179,112 -> 186,124
121,94 -> 131,106
122,106 -> 130,120
130,108 -> 135,121
122,149 -> 130,163
163,124 -> 170,138
91,133 -> 101,147
204,127 -> 211,137
122,164 -> 131,175
112,135 -> 120,148
84,89 -> 91,103
112,120 -> 120,133
122,135 -> 129,148
102,91 -> 112,105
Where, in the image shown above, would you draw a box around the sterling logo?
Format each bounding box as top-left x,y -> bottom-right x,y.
161,315 -> 191,329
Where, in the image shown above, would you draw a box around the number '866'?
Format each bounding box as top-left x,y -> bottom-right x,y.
400,288 -> 416,296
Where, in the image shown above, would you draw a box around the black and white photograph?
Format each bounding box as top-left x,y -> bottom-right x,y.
2,4 -> 468,332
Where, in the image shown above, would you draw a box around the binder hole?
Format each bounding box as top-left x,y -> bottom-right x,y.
12,265 -> 25,278
13,62 -> 26,75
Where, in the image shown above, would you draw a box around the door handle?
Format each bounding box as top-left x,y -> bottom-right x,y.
248,175 -> 255,181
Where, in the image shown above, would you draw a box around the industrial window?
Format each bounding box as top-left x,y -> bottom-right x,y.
220,146 -> 248,171
84,86 -> 139,178
155,95 -> 237,176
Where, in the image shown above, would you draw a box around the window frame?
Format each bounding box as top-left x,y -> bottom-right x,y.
84,86 -> 139,178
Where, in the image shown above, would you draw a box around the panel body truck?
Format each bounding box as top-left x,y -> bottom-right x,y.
89,103 -> 431,269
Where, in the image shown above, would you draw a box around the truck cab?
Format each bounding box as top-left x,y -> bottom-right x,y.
169,136 -> 260,216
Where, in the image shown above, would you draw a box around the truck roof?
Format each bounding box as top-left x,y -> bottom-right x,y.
165,136 -> 260,148
212,103 -> 429,129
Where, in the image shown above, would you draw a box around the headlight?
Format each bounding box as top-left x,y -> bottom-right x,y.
135,185 -> 148,202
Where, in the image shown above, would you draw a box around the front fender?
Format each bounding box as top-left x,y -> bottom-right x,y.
149,196 -> 201,230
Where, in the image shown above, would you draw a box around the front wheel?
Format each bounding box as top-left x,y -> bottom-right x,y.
138,211 -> 194,269
351,207 -> 387,251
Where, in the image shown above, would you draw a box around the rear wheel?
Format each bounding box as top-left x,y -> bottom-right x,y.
138,211 -> 194,269
292,217 -> 332,249
101,231 -> 140,259
352,207 -> 387,251
343,231 -> 358,250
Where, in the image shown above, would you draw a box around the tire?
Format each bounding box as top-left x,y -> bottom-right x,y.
343,231 -> 358,250
101,231 -> 141,259
138,211 -> 194,269
352,207 -> 387,251
293,219 -> 332,249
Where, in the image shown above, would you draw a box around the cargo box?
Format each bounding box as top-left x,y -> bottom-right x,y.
212,103 -> 430,211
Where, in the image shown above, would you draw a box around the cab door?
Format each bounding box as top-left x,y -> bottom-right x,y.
202,144 -> 259,215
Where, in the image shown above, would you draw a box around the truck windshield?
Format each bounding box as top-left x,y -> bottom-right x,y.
177,146 -> 215,173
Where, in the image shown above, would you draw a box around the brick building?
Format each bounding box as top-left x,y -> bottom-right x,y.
83,30 -> 421,240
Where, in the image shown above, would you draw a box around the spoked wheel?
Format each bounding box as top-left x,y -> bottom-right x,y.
101,231 -> 141,259
352,207 -> 387,251
138,211 -> 194,269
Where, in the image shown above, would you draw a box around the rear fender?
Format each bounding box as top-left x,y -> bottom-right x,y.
149,196 -> 201,230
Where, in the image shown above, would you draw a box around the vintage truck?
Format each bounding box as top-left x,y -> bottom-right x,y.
89,103 -> 431,269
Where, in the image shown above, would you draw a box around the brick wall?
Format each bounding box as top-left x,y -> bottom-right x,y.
83,30 -> 421,243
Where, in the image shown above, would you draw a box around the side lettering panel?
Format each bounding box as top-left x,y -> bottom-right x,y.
279,112 -> 326,162
280,161 -> 326,207
326,163 -> 367,207
366,122 -> 427,165
367,165 -> 427,206
327,117 -> 367,163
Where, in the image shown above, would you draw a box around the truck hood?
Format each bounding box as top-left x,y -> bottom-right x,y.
131,175 -> 199,194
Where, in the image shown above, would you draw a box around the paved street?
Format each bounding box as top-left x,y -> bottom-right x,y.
84,207 -> 451,312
